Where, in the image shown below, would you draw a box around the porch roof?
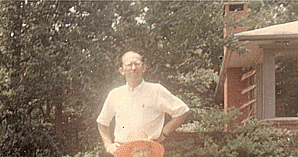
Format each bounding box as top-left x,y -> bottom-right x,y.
235,21 -> 298,40
214,21 -> 298,104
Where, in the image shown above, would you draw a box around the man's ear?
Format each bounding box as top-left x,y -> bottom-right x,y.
119,67 -> 125,75
142,64 -> 146,73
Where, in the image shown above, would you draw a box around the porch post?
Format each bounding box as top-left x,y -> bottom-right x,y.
262,49 -> 275,119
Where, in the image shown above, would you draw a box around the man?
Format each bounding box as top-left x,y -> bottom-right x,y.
97,51 -> 189,156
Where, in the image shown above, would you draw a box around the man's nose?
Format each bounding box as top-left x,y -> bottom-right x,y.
131,63 -> 136,69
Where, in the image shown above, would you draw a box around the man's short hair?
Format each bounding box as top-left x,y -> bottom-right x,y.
119,51 -> 144,67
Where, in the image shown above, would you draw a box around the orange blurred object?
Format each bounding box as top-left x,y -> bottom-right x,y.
115,140 -> 164,157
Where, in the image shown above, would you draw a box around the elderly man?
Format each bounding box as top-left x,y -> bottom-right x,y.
97,51 -> 189,156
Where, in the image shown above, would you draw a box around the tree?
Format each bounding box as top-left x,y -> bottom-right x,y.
110,2 -> 224,109
0,0 -> 65,155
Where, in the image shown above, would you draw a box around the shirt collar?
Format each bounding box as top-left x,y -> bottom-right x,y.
127,79 -> 145,92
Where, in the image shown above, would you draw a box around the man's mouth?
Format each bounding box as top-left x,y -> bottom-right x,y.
130,70 -> 138,74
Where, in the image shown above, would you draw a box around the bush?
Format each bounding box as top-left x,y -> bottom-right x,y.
64,145 -> 105,157
169,108 -> 298,157
0,121 -> 61,157
68,108 -> 298,157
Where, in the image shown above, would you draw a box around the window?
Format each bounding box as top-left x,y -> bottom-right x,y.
275,57 -> 298,117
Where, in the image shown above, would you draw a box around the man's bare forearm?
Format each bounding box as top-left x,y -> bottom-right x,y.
162,111 -> 189,136
98,123 -> 113,147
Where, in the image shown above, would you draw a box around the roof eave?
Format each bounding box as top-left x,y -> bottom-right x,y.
235,34 -> 298,41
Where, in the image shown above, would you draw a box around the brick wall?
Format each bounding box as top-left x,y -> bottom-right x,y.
225,68 -> 250,124
269,119 -> 298,130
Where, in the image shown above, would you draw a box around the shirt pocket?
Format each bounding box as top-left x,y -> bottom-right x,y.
141,104 -> 161,121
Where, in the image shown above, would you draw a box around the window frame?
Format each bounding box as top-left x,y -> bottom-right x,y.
257,46 -> 298,120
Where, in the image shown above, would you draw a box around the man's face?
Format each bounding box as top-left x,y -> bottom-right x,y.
119,52 -> 146,82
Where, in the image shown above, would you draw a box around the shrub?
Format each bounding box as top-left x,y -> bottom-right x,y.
0,122 -> 61,157
169,108 -> 298,157
64,145 -> 105,157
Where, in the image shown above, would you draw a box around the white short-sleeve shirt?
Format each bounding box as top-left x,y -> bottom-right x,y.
96,80 -> 189,144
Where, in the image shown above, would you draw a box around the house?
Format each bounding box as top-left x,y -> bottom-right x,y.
163,3 -> 298,148
214,2 -> 298,129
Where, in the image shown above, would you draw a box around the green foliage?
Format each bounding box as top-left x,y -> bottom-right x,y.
0,122 -> 60,156
163,139 -> 198,157
1,1 -> 298,156
170,108 -> 298,157
63,145 -> 105,157
247,1 -> 298,30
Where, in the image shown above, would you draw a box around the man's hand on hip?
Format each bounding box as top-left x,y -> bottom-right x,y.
155,133 -> 166,143
106,143 -> 121,155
